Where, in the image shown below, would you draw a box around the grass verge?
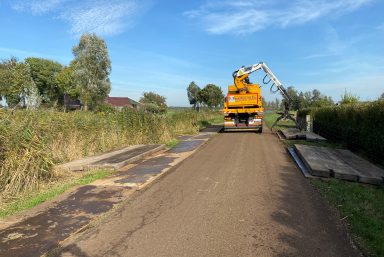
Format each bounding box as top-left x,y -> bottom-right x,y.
311,179 -> 384,257
263,112 -> 296,131
166,139 -> 180,148
0,169 -> 112,219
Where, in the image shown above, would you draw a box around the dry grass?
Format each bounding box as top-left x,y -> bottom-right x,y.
0,108 -> 220,202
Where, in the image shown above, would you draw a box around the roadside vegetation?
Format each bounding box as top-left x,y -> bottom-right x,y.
0,169 -> 112,219
312,179 -> 384,257
264,110 -> 384,257
297,100 -> 384,166
0,109 -> 221,209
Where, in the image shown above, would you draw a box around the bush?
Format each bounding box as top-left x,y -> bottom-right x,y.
297,101 -> 384,165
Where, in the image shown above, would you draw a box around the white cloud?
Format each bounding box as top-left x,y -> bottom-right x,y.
61,1 -> 139,36
185,0 -> 374,34
12,0 -> 67,15
10,0 -> 148,36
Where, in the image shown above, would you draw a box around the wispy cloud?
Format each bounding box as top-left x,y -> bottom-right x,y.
12,0 -> 67,15
185,0 -> 374,34
61,1 -> 140,36
10,0 -> 148,36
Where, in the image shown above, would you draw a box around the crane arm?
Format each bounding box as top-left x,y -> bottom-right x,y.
233,62 -> 291,102
233,62 -> 298,129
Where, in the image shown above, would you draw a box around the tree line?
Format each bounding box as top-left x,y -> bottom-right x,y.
263,86 -> 384,111
187,81 -> 224,110
0,33 -> 111,111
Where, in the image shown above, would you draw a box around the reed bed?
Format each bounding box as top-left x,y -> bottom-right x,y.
0,109 -> 219,199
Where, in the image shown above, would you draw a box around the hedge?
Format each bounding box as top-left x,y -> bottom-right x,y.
297,101 -> 384,165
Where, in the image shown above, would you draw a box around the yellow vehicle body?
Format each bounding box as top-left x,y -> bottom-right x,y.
223,84 -> 264,132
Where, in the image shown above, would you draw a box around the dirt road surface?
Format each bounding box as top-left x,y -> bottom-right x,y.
55,129 -> 360,257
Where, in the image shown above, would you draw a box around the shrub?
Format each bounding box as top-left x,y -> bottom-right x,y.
297,101 -> 384,165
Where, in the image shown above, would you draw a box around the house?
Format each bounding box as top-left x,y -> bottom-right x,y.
105,96 -> 141,110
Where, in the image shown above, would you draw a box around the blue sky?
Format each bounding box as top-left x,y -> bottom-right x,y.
1,0 -> 383,106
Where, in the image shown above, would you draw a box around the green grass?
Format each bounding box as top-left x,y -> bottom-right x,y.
263,112 -> 296,131
311,179 -> 384,257
207,115 -> 224,125
166,139 -> 180,148
0,169 -> 112,219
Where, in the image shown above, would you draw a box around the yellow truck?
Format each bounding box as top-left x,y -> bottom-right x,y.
223,83 -> 264,132
223,62 -> 296,132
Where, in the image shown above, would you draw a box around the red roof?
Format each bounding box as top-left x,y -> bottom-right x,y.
106,97 -> 131,107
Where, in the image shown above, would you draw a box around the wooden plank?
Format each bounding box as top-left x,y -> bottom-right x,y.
293,144 -> 384,185
294,144 -> 331,177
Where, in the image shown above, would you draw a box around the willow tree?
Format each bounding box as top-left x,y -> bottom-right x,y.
72,33 -> 111,110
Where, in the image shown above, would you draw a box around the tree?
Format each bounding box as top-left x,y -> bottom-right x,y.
187,81 -> 201,110
72,33 -> 111,110
0,57 -> 34,108
283,86 -> 301,110
25,57 -> 63,106
55,63 -> 78,97
198,84 -> 224,109
140,91 -> 167,113
340,89 -> 359,105
379,92 -> 384,100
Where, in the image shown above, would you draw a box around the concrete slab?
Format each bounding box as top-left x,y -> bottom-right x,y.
280,128 -> 326,141
336,149 -> 384,185
294,144 -> 332,178
89,145 -> 165,170
293,144 -> 384,185
58,144 -> 165,171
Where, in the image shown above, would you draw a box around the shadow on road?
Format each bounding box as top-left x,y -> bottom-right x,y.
271,159 -> 360,256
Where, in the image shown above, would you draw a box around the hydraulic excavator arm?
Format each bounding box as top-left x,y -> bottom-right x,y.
233,62 -> 298,128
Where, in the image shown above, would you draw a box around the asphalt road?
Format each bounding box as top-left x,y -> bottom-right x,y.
55,128 -> 361,257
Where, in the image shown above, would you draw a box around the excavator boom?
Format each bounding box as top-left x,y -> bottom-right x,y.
225,62 -> 298,131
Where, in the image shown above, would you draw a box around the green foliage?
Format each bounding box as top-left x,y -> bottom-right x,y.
198,84 -> 224,109
72,33 -> 111,110
0,57 -> 35,107
263,112 -> 296,131
340,89 -> 360,105
140,91 -> 167,113
55,64 -> 78,97
266,87 -> 333,111
298,101 -> 384,165
187,81 -> 201,110
312,179 -> 384,257
25,57 -> 63,106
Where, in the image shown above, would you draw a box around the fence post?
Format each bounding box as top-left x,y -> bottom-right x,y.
306,114 -> 312,132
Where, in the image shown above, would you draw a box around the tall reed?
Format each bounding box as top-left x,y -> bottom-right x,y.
0,109 -> 219,198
